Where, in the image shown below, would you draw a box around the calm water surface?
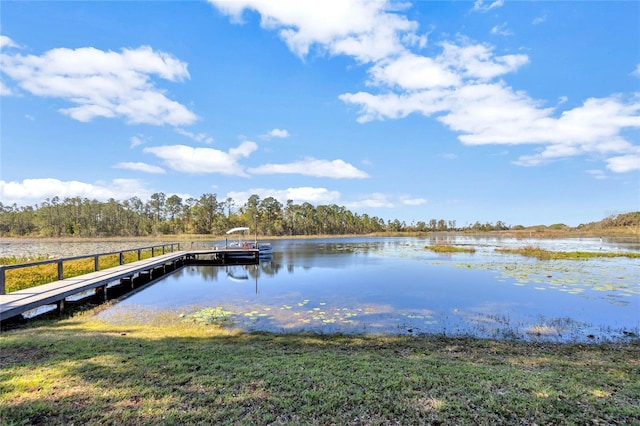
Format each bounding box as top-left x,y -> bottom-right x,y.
95,237 -> 640,342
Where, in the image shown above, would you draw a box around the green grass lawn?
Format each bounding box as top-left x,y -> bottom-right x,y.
1,311 -> 639,425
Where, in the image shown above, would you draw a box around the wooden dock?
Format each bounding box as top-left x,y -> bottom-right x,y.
0,247 -> 260,322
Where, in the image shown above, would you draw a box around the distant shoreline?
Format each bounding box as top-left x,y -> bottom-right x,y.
1,227 -> 638,243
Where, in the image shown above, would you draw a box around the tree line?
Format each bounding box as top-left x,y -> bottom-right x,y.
0,193 -> 510,237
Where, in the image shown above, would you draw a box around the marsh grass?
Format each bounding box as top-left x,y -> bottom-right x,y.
1,313 -> 638,425
3,248 -> 157,293
495,245 -> 640,260
425,243 -> 476,254
0,255 -> 49,265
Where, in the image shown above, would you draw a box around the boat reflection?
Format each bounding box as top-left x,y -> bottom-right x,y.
225,259 -> 278,294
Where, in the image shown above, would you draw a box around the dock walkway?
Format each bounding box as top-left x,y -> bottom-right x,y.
0,248 -> 259,322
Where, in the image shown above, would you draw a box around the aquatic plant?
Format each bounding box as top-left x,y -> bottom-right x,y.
186,306 -> 234,324
424,243 -> 476,254
495,245 -> 640,259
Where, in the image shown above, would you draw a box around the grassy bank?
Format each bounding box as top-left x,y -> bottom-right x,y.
1,313 -> 639,425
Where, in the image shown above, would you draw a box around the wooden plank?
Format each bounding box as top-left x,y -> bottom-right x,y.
0,251 -> 188,321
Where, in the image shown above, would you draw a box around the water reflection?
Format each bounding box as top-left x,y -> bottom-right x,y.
95,237 -> 640,342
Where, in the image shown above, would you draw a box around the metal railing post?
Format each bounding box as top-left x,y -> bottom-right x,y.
95,255 -> 100,271
0,266 -> 5,295
57,260 -> 64,280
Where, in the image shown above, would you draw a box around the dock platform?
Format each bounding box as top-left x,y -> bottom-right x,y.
0,247 -> 260,322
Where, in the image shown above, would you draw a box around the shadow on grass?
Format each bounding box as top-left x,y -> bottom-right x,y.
1,315 -> 639,425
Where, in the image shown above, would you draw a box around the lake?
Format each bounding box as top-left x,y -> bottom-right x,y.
86,236 -> 640,342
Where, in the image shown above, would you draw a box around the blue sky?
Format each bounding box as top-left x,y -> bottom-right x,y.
1,0 -> 638,227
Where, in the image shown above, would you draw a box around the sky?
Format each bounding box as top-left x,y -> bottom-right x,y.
1,0 -> 639,228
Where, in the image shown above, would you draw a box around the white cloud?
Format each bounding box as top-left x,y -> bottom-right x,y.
633,64 -> 640,77
0,80 -> 14,96
399,196 -> 427,206
532,15 -> 547,25
340,89 -> 450,122
262,128 -> 290,139
0,44 -> 197,126
368,53 -> 460,90
365,41 -> 528,91
585,169 -> 607,180
248,158 -> 369,178
472,0 -> 504,12
113,162 -> 166,174
130,134 -> 149,149
345,193 -> 394,209
508,98 -> 640,167
605,151 -> 640,173
402,32 -> 428,50
210,1 -> 639,173
0,35 -> 18,96
344,193 -> 426,210
341,40 -> 639,172
143,141 -> 258,176
439,41 -> 529,81
437,83 -> 552,145
0,35 -> 19,49
208,0 -> 418,62
0,178 -> 154,205
490,23 -> 512,36
230,141 -> 259,158
226,186 -> 341,205
175,128 -> 214,144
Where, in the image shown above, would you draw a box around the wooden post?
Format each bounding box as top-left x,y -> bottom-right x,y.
57,299 -> 65,314
57,260 -> 64,280
119,252 -> 124,265
94,255 -> 100,271
95,286 -> 107,301
137,249 -> 141,261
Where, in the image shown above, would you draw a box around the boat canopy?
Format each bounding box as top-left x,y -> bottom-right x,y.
226,227 -> 250,234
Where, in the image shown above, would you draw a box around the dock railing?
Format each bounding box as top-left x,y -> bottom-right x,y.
0,243 -> 181,295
